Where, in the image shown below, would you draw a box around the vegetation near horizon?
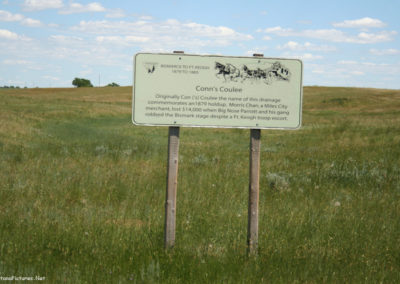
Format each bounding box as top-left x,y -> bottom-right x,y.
0,86 -> 399,283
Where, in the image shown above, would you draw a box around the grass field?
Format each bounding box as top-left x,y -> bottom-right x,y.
0,86 -> 399,283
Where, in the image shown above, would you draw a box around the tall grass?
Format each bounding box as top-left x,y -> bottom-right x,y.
0,86 -> 399,282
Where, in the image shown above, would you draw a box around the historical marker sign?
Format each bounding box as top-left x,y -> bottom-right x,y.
132,53 -> 303,129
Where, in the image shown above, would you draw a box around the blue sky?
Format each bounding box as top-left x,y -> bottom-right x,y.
1,0 -> 399,88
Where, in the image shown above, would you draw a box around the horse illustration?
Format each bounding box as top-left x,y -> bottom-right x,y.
242,62 -> 291,84
215,62 -> 241,82
267,62 -> 291,82
242,65 -> 267,81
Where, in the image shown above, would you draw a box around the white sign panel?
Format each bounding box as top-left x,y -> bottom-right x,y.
133,53 -> 303,129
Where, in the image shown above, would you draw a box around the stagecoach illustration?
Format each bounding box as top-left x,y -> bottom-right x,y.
215,61 -> 291,85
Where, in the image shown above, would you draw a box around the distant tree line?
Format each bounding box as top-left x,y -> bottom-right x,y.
0,86 -> 27,89
106,82 -> 120,87
1,79 -> 122,89
72,77 -> 120,88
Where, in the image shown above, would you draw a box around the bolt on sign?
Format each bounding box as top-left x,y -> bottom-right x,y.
132,53 -> 303,129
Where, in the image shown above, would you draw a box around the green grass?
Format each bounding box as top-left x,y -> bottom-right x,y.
0,86 -> 399,283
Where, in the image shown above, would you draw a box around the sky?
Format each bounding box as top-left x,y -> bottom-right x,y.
0,0 -> 399,89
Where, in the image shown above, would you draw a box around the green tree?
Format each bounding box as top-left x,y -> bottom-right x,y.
72,78 -> 93,88
106,82 -> 120,87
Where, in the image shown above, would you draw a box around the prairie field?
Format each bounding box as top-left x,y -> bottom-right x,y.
0,86 -> 399,283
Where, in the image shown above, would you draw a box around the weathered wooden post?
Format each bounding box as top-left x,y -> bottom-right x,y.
248,128 -> 261,255
164,51 -> 184,249
164,126 -> 180,249
247,53 -> 263,255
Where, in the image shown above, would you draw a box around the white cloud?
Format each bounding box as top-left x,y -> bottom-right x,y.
71,19 -> 253,50
297,20 -> 312,25
262,26 -> 396,44
244,47 -> 269,56
298,53 -> 323,61
183,22 -> 253,40
0,9 -> 42,27
43,75 -> 60,81
0,10 -> 24,21
0,29 -> 19,40
350,71 -> 365,76
138,15 -> 153,21
311,69 -> 325,74
356,31 -> 396,44
338,60 -> 358,65
3,59 -> 32,65
79,68 -> 93,76
23,0 -> 105,15
333,17 -> 386,28
306,61 -> 400,88
44,33 -> 138,65
50,35 -> 83,43
280,52 -> 323,61
264,26 -> 293,34
337,60 -> 396,69
28,18 -> 254,70
105,8 -> 126,19
370,48 -> 400,56
96,35 -> 149,45
278,41 -> 336,52
279,41 -> 301,50
332,60 -> 400,81
22,0 -> 63,11
59,2 -> 106,14
21,18 -> 42,27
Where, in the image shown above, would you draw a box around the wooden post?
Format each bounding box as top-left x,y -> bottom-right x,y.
164,126 -> 180,248
247,53 -> 263,255
248,128 -> 261,255
164,51 -> 184,249
164,126 -> 179,248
